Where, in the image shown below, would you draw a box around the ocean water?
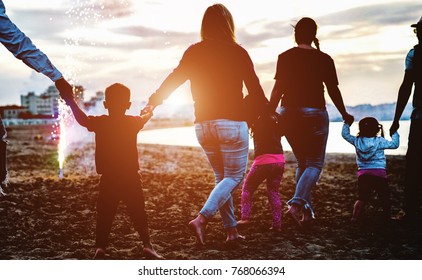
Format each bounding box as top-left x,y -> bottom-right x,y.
139,120 -> 409,155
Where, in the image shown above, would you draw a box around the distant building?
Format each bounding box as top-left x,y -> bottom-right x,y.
84,91 -> 104,109
20,85 -> 85,118
0,105 -> 28,119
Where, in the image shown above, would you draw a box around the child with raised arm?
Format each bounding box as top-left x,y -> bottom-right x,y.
62,83 -> 162,259
342,117 -> 399,223
238,100 -> 285,231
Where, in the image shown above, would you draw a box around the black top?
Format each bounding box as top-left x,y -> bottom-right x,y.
148,40 -> 265,122
413,44 -> 422,109
86,115 -> 146,175
273,47 -> 338,109
252,114 -> 283,158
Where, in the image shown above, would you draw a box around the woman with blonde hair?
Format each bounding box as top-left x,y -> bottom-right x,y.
142,4 -> 267,244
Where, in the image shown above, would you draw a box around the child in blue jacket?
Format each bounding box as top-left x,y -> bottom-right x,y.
342,117 -> 399,222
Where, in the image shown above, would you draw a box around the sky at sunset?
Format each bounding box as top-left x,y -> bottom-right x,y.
0,0 -> 421,108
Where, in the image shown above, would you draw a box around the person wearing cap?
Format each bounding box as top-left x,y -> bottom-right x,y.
269,17 -> 354,227
390,16 -> 422,223
0,0 -> 73,191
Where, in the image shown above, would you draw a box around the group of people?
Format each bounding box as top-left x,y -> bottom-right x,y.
1,1 -> 421,259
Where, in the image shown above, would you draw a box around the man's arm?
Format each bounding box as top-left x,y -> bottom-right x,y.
390,71 -> 414,135
0,1 -> 74,100
0,3 -> 62,81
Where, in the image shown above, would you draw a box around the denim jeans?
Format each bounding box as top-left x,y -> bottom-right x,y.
278,107 -> 329,217
195,119 -> 249,229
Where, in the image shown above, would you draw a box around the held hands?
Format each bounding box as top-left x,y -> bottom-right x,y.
389,121 -> 399,136
141,104 -> 155,115
55,77 -> 73,103
140,111 -> 153,122
342,113 -> 354,126
140,104 -> 155,123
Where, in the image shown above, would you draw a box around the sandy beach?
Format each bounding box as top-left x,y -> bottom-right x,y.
0,125 -> 421,260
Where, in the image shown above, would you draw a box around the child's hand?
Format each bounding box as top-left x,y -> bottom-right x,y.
141,104 -> 155,115
140,111 -> 153,122
343,113 -> 354,126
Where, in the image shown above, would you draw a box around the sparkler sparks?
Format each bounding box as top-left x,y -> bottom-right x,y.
56,98 -> 73,178
56,0 -> 131,178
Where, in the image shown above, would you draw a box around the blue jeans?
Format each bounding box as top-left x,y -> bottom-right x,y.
278,107 -> 329,217
195,119 -> 249,229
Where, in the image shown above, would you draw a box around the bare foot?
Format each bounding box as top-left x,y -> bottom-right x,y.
92,248 -> 106,260
143,245 -> 164,260
226,227 -> 245,242
188,215 -> 207,245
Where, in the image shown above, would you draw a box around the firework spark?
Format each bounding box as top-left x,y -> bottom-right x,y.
57,99 -> 73,178
56,0 -> 131,178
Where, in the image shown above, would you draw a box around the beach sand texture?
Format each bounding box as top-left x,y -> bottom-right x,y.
0,125 -> 421,260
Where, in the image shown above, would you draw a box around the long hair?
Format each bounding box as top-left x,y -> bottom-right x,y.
358,117 -> 384,138
294,17 -> 320,50
200,3 -> 236,42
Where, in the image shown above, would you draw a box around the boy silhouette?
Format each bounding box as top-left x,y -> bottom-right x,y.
63,83 -> 162,259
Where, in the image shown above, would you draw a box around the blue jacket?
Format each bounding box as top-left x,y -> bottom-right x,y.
0,0 -> 62,81
341,123 -> 400,170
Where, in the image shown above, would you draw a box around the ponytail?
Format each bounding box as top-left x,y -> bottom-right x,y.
313,37 -> 320,51
379,124 -> 385,138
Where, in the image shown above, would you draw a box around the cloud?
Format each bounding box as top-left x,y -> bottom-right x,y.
317,2 -> 422,39
110,25 -> 197,49
66,0 -> 134,22
5,8 -> 68,44
235,2 -> 422,48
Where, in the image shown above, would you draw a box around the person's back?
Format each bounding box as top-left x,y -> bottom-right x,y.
148,39 -> 264,123
251,113 -> 283,158
342,117 -> 399,222
239,112 -> 285,230
62,83 -> 162,259
179,40 -> 255,122
87,114 -> 143,175
276,47 -> 337,109
342,117 -> 400,170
